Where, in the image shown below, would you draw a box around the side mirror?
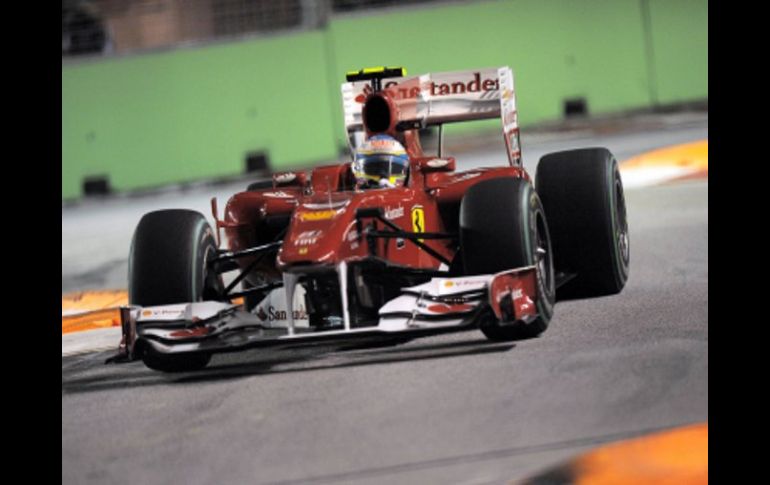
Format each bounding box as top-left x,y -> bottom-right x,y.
416,157 -> 456,173
272,171 -> 307,188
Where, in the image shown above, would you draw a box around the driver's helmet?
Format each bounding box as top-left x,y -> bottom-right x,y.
353,134 -> 409,189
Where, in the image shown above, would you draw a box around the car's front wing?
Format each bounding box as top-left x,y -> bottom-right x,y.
107,266 -> 539,363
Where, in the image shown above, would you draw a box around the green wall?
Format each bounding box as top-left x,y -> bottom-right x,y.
62,0 -> 707,200
648,0 -> 708,104
327,0 -> 656,143
62,31 -> 339,199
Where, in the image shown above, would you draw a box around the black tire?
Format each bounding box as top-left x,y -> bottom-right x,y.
140,348 -> 211,373
247,180 -> 273,191
242,279 -> 259,311
460,177 -> 555,340
242,277 -> 271,312
129,209 -> 223,372
536,147 -> 630,299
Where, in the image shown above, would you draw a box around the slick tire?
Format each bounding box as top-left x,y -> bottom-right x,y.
247,180 -> 273,191
140,348 -> 211,373
536,148 -> 630,299
129,209 -> 223,372
460,177 -> 555,341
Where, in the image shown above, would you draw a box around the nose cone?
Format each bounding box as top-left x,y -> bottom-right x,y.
277,194 -> 356,268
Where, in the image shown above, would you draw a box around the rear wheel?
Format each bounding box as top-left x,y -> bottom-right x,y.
460,177 -> 555,341
536,148 -> 629,299
247,180 -> 273,191
129,209 -> 223,371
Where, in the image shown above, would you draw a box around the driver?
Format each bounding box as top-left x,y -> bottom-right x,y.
353,134 -> 409,189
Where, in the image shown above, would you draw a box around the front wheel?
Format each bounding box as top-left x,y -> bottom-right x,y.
129,209 -> 223,371
460,177 -> 555,341
536,148 -> 630,299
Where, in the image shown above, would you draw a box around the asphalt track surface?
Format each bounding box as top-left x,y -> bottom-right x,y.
62,112 -> 708,484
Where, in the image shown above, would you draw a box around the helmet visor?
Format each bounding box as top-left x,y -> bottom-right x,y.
359,155 -> 407,180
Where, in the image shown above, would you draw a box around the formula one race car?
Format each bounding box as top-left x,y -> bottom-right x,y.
110,66 -> 629,372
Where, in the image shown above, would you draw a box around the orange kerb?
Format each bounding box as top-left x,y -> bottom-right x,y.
573,423 -> 708,485
62,309 -> 122,334
62,290 -> 244,334
62,290 -> 128,316
622,140 -> 708,173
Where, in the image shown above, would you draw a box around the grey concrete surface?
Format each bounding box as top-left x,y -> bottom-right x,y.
62,114 -> 707,484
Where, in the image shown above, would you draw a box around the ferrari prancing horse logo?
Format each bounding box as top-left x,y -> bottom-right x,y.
411,206 -> 425,242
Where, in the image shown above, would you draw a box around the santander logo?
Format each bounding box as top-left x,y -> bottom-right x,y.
354,72 -> 499,104
354,85 -> 373,103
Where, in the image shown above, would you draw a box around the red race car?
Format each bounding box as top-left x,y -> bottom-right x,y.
111,66 -> 629,372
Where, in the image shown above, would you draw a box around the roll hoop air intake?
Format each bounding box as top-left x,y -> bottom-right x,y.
347,66 -> 407,136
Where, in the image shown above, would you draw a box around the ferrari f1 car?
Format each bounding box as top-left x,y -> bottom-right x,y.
111,66 -> 630,372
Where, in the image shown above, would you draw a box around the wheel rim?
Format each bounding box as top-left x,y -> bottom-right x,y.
201,244 -> 225,301
535,211 -> 554,298
614,176 -> 630,264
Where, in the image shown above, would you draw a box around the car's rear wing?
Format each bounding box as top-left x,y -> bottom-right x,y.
341,67 -> 521,165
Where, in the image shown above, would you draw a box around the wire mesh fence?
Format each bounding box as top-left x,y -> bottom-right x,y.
62,0 -> 452,59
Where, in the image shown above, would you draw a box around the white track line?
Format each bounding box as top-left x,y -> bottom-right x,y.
62,327 -> 122,357
620,165 -> 698,189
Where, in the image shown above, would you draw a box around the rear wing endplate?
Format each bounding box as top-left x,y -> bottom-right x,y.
341,66 -> 521,165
